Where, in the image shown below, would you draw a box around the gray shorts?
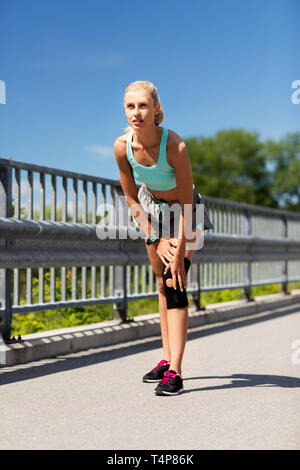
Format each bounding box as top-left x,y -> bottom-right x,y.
137,183 -> 214,238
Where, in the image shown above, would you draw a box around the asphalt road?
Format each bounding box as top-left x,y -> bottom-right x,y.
1,302 -> 300,450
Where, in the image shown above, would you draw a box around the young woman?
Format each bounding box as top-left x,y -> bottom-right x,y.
114,81 -> 214,396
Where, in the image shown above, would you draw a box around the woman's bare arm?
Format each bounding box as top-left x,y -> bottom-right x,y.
114,137 -> 156,238
169,138 -> 194,257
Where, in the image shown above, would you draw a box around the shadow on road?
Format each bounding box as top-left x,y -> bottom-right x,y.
0,303 -> 299,387
183,373 -> 300,393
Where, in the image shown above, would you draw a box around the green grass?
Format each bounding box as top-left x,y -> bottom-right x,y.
11,281 -> 300,337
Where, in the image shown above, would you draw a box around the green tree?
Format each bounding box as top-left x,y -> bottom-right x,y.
265,132 -> 300,212
185,129 -> 276,207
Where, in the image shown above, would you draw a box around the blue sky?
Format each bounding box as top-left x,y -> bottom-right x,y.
0,0 -> 299,182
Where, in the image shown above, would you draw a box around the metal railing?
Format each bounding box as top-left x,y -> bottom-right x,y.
1,156 -> 300,342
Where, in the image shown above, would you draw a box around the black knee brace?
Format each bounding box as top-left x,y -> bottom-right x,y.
162,257 -> 191,309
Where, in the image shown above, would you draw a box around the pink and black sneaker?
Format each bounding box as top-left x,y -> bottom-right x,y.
154,370 -> 184,395
142,359 -> 170,383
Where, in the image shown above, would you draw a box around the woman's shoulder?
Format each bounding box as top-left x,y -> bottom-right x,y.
115,130 -> 131,146
165,128 -> 187,157
164,128 -> 188,168
114,130 -> 131,157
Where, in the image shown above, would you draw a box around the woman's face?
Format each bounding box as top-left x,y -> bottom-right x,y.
124,90 -> 160,130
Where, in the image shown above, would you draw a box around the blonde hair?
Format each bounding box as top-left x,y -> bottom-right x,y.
122,80 -> 164,133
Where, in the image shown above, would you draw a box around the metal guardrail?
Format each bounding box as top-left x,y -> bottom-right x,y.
1,156 -> 300,342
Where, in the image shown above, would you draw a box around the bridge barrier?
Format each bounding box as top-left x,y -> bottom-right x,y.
1,157 -> 300,361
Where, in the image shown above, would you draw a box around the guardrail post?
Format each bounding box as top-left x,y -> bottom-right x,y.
112,187 -> 129,322
190,262 -> 204,311
244,208 -> 254,302
0,163 -> 13,341
113,265 -> 128,322
282,214 -> 290,295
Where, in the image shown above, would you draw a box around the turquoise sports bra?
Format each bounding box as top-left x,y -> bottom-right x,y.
126,127 -> 177,190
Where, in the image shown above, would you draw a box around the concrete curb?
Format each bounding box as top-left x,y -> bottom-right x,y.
1,292 -> 300,367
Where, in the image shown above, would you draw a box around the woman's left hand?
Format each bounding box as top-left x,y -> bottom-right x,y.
163,255 -> 186,291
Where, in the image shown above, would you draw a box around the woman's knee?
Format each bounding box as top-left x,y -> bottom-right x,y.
157,276 -> 166,295
161,258 -> 192,309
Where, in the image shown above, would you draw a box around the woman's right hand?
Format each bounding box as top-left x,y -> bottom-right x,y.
155,238 -> 178,267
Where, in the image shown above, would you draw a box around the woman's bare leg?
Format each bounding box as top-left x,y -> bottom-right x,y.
166,229 -> 201,376
145,229 -> 202,373
167,307 -> 188,376
158,290 -> 171,362
145,242 -> 171,362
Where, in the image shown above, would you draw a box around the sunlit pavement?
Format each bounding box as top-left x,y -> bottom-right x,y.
0,303 -> 300,450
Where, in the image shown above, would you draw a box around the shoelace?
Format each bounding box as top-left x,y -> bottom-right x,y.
160,370 -> 177,384
151,360 -> 169,372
